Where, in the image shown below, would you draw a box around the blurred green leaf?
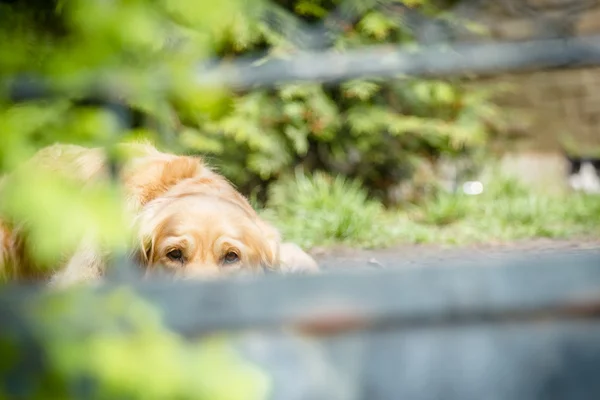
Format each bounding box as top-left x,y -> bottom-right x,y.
341,80 -> 381,101
357,11 -> 396,40
0,168 -> 129,267
22,287 -> 272,400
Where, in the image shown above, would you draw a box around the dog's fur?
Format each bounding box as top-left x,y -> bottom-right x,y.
0,142 -> 318,286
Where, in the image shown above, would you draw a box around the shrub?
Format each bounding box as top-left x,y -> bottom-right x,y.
0,0 -> 505,207
197,3 -> 507,204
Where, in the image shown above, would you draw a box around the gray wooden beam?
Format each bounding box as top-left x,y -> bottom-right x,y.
1,250 -> 599,335
6,35 -> 600,99
197,35 -> 600,88
2,250 -> 600,399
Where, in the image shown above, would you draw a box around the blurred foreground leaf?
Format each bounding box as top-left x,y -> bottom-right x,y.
0,287 -> 271,400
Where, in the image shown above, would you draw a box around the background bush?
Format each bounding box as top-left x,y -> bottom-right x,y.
195,0 -> 507,205
0,0 -> 505,208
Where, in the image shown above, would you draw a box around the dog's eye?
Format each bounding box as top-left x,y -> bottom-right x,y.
222,251 -> 240,265
166,249 -> 184,262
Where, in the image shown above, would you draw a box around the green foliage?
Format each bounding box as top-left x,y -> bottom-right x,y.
204,72 -> 504,202
186,0 -> 506,202
263,171 -> 383,248
0,0 -> 274,396
0,1 -> 595,396
0,168 -> 129,270
0,0 -> 263,270
0,0 -> 505,207
0,287 -> 270,399
410,194 -> 470,226
266,170 -> 600,248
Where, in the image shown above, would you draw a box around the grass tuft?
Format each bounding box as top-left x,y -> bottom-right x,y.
262,170 -> 600,249
262,171 -> 383,248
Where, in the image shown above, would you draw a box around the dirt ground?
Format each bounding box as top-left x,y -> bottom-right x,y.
310,238 -> 600,271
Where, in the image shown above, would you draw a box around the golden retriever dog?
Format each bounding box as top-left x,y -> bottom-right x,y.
0,142 -> 318,286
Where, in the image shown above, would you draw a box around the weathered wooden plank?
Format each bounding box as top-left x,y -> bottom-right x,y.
1,250 -> 599,335
236,320 -> 600,400
1,251 -> 600,399
357,320 -> 600,400
6,35 -> 600,97
198,35 -> 600,88
223,319 -> 600,400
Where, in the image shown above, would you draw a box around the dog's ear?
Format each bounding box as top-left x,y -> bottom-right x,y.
130,204 -> 163,268
134,235 -> 153,267
123,155 -> 203,209
254,219 -> 282,272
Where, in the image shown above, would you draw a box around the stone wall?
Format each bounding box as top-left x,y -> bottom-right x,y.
445,0 -> 600,155
468,68 -> 600,155
446,0 -> 600,188
451,0 -> 600,42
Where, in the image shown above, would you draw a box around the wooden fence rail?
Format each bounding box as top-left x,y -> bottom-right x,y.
1,250 -> 600,399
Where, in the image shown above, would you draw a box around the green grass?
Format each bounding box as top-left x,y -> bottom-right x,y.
261,170 -> 384,249
261,170 -> 600,249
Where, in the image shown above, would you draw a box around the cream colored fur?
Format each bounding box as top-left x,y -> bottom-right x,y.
0,142 -> 319,286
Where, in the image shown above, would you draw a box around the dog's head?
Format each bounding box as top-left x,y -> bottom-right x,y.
122,147 -> 280,279
135,192 -> 280,278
